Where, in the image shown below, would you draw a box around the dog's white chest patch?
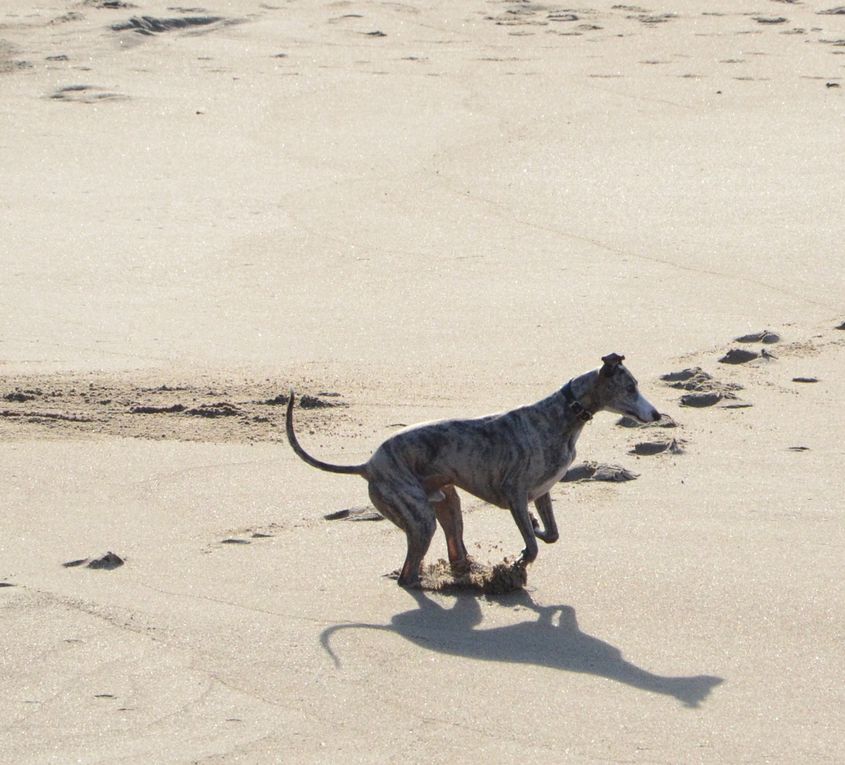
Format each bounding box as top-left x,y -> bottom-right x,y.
528,461 -> 572,502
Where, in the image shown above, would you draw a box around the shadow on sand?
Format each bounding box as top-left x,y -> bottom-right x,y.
321,589 -> 722,708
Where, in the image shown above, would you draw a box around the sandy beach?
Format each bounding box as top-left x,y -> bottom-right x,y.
1,1 -> 844,762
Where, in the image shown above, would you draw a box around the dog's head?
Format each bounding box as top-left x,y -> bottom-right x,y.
596,353 -> 661,423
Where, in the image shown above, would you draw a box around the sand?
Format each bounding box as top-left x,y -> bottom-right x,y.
1,0 -> 844,762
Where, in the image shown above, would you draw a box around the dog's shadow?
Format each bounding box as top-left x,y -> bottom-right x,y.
321,589 -> 722,708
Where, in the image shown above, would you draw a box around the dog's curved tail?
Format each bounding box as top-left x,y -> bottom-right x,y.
286,390 -> 367,476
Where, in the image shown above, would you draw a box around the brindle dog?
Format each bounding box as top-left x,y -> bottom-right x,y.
286,354 -> 660,587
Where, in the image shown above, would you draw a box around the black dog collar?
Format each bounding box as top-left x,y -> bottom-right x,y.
562,380 -> 594,422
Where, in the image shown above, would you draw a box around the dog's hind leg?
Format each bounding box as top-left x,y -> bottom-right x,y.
369,481 -> 436,588
531,493 -> 560,544
432,485 -> 470,571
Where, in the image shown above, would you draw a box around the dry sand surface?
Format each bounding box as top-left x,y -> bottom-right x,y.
1,0 -> 844,762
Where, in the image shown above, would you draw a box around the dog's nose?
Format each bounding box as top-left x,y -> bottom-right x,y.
651,409 -> 661,422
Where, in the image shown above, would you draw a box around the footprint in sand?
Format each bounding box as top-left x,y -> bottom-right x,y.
632,14 -> 676,25
719,348 -> 759,364
679,391 -> 723,407
3,391 -> 38,403
1,60 -> 34,73
111,16 -> 232,36
721,327 -> 783,364
63,552 -> 124,569
616,413 -> 677,429
681,391 -> 753,409
185,402 -> 241,418
660,367 -> 728,388
753,16 -> 788,25
562,461 -> 640,482
324,507 -> 383,522
49,85 -> 128,103
661,367 -> 742,402
629,438 -> 686,456
735,329 -> 780,344
130,404 -> 186,414
221,529 -> 277,544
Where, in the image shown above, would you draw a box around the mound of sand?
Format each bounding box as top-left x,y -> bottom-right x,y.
415,558 -> 528,595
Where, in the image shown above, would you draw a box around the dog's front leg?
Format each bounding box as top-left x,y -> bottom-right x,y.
507,496 -> 539,564
531,493 -> 560,544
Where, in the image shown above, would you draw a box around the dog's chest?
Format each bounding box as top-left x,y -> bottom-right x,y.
527,444 -> 576,501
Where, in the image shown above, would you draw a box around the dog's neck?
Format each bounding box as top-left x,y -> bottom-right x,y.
564,370 -> 602,419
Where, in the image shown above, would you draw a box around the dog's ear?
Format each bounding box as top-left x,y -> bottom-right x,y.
600,353 -> 626,376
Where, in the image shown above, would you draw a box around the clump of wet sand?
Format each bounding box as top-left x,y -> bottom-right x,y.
415,558 -> 528,594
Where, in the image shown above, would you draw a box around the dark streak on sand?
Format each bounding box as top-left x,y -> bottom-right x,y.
130,404 -> 187,414
1,409 -> 98,423
49,85 -> 128,103
0,375 -> 344,443
112,16 -> 228,35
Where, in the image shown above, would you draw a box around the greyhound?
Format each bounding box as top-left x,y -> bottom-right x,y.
286,354 -> 661,587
